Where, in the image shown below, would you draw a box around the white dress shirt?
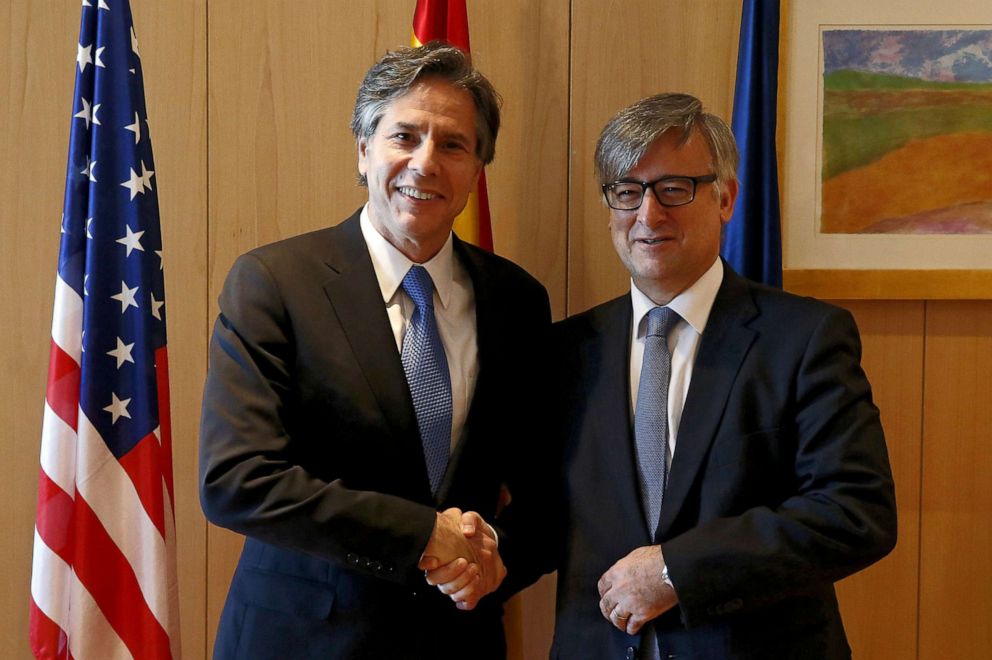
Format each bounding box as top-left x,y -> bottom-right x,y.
360,206 -> 478,451
629,258 -> 724,467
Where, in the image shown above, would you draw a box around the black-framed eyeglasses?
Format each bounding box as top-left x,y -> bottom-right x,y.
601,174 -> 717,210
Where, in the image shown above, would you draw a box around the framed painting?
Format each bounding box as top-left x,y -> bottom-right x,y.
780,0 -> 992,298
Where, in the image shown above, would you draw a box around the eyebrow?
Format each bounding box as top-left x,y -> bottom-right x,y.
613,174 -> 703,183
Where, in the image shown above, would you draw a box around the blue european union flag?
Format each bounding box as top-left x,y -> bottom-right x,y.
723,0 -> 783,288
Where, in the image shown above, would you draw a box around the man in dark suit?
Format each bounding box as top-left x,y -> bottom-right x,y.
199,43 -> 550,659
551,93 -> 897,659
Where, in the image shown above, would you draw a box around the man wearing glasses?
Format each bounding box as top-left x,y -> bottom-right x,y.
550,93 -> 896,659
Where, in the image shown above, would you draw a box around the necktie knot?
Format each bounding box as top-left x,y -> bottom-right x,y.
645,306 -> 678,339
402,266 -> 435,310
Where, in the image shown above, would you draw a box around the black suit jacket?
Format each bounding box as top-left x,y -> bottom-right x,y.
551,265 -> 896,660
200,211 -> 551,659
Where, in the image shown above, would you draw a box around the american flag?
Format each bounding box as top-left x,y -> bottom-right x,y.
30,1 -> 180,658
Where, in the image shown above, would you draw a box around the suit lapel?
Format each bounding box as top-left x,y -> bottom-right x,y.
657,267 -> 759,539
585,297 -> 655,544
320,213 -> 431,498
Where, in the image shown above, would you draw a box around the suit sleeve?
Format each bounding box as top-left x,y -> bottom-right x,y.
663,305 -> 897,626
199,253 -> 436,583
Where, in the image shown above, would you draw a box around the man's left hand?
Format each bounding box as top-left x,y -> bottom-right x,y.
424,511 -> 506,610
597,545 -> 678,634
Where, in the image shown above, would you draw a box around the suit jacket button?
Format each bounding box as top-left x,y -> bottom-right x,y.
373,561 -> 384,573
625,646 -> 636,659
361,558 -> 372,569
346,553 -> 359,565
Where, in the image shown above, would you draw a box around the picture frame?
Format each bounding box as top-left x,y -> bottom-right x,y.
779,0 -> 992,299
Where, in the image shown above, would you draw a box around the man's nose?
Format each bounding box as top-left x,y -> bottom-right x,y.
636,186 -> 667,227
409,139 -> 440,175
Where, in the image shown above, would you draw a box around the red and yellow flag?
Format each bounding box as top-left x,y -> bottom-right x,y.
412,0 -> 494,252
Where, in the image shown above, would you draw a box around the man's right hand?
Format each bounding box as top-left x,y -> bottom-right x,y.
423,510 -> 506,610
418,508 -> 479,570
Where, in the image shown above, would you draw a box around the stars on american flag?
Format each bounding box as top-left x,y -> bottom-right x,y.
120,160 -> 154,200
81,156 -> 97,181
120,167 -> 143,199
76,42 -> 106,74
110,280 -> 139,313
77,43 -> 93,72
73,97 -> 101,129
107,337 -> 135,369
140,161 -> 155,190
150,292 -> 165,320
103,392 -> 132,424
60,1 -> 167,444
116,224 -> 145,256
124,112 -> 141,144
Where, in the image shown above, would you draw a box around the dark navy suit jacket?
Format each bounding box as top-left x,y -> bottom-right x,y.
551,265 -> 896,660
200,211 -> 551,659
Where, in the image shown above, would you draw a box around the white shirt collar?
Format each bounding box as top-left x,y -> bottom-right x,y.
631,258 -> 724,337
359,204 -> 455,309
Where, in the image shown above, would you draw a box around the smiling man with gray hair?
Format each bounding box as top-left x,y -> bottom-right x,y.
550,92 -> 896,659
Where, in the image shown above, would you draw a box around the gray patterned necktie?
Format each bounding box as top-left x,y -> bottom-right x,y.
634,306 -> 678,536
400,266 -> 452,496
634,306 -> 678,660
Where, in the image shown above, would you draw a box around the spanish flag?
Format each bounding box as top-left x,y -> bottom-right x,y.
412,0 -> 494,252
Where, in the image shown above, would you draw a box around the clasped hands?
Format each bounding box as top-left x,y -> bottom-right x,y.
597,545 -> 678,635
418,507 -> 506,610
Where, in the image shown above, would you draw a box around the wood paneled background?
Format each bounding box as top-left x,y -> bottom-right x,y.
2,1 -> 988,658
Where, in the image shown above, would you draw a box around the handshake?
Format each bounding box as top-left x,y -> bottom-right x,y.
417,508 -> 507,611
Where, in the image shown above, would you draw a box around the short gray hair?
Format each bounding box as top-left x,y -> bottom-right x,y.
351,41 -> 502,185
594,93 -> 738,191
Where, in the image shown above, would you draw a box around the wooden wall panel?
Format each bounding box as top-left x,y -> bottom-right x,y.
920,301 -> 992,659
207,1 -> 403,298
130,0 -> 209,657
467,1 -> 570,319
0,3 -> 78,656
831,301 -> 923,660
568,0 -> 742,315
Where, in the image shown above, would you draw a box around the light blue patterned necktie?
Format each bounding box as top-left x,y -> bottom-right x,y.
634,306 -> 678,537
400,266 -> 452,496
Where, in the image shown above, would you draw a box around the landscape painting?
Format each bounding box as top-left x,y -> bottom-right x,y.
820,29 -> 992,234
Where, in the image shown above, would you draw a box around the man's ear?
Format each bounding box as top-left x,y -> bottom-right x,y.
357,138 -> 369,177
719,177 -> 739,224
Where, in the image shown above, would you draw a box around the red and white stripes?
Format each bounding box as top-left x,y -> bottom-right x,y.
30,275 -> 179,660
